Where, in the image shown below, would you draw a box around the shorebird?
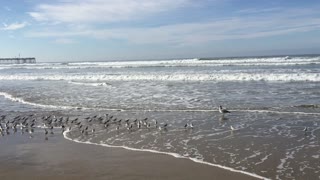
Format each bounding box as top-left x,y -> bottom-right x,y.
163,123 -> 168,128
184,123 -> 188,128
159,123 -> 168,130
303,127 -> 308,132
127,124 -> 133,131
189,123 -> 194,129
219,105 -> 231,114
155,120 -> 158,127
185,123 -> 194,129
230,125 -> 235,131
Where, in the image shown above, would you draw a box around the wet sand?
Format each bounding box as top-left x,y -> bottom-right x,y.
0,131 -> 257,180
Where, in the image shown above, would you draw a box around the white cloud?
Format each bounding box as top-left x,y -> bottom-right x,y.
26,8 -> 320,46
29,0 -> 190,23
236,7 -> 281,14
1,22 -> 28,30
25,1 -> 320,47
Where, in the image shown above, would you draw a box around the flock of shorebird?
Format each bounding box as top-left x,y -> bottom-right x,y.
0,105 -> 310,139
0,113 -> 169,138
0,105 -> 233,139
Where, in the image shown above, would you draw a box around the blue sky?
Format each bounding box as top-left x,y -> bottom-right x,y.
1,0 -> 320,62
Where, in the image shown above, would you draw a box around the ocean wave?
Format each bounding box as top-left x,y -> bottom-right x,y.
67,81 -> 113,87
1,91 -> 320,115
0,92 -> 74,110
0,72 -> 319,82
0,57 -> 319,70
292,104 -> 320,108
0,92 -> 123,111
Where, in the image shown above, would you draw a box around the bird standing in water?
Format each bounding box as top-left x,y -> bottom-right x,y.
219,105 -> 231,115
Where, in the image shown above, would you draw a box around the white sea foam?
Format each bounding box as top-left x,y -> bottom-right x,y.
1,91 -> 320,116
255,154 -> 272,165
0,56 -> 319,70
67,81 -> 112,87
63,130 -> 269,180
0,72 -> 319,82
1,56 -> 319,82
0,91 -> 125,111
312,155 -> 319,159
0,92 -> 78,110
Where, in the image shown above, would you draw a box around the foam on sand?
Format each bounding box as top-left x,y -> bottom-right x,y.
63,130 -> 269,180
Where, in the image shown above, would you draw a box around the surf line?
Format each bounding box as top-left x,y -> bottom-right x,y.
1,91 -> 320,115
0,92 -> 75,110
63,130 -> 269,180
233,109 -> 320,115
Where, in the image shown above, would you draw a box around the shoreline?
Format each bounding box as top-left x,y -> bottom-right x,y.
0,130 -> 259,180
63,130 -> 268,180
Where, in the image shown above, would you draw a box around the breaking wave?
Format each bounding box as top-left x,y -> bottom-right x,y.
0,56 -> 319,70
1,91 -> 320,115
0,72 -> 319,82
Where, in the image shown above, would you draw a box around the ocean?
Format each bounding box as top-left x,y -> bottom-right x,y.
0,55 -> 320,179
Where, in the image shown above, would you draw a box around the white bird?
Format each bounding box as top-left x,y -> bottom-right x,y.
303,127 -> 308,132
189,123 -> 194,129
230,125 -> 235,131
219,105 -> 231,114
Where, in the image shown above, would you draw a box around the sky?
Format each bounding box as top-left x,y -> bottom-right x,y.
0,0 -> 320,62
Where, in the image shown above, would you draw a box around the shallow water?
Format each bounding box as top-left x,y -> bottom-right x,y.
1,56 -> 320,179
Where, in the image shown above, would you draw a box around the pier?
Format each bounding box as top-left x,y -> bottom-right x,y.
0,57 -> 36,64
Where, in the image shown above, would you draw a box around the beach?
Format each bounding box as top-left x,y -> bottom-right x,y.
0,56 -> 320,179
0,130 -> 256,180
